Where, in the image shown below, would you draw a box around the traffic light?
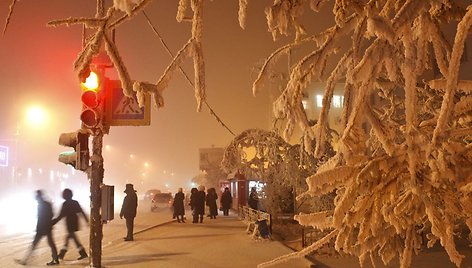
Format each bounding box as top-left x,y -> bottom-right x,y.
58,130 -> 90,171
80,70 -> 107,130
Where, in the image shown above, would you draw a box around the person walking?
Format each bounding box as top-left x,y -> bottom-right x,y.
206,188 -> 218,219
173,188 -> 185,223
16,190 -> 59,266
52,188 -> 89,261
120,184 -> 138,241
220,187 -> 232,216
193,185 -> 206,223
248,187 -> 259,210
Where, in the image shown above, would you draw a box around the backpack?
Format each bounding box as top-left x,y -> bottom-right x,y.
255,219 -> 270,239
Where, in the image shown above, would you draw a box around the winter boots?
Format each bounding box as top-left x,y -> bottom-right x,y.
58,249 -> 67,260
78,248 -> 88,260
46,258 -> 59,266
58,248 -> 88,260
176,215 -> 185,223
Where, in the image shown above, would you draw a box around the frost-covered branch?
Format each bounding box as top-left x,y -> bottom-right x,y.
2,0 -> 18,36
254,1 -> 472,267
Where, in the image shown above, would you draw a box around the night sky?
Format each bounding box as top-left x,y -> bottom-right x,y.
0,1 -> 332,191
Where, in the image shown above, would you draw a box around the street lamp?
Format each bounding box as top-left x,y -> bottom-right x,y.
25,106 -> 48,128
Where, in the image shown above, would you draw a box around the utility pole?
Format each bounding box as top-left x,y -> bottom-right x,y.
89,132 -> 104,267
89,2 -> 106,266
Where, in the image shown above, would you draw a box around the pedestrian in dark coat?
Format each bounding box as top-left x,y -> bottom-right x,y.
189,187 -> 198,221
173,188 -> 185,223
206,188 -> 218,219
193,185 -> 206,223
17,190 -> 59,266
120,184 -> 138,241
189,187 -> 198,210
52,188 -> 89,260
220,187 -> 232,216
248,187 -> 259,210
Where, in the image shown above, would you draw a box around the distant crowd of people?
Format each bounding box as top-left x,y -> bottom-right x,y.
172,186 -> 233,224
171,185 -> 262,224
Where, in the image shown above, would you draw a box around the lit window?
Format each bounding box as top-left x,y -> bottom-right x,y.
302,100 -> 308,109
316,95 -> 323,107
333,95 -> 344,108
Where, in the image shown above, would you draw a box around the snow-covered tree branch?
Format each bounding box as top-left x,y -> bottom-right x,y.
251,1 -> 472,268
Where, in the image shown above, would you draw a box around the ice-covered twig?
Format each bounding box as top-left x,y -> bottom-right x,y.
257,229 -> 338,268
2,0 -> 18,36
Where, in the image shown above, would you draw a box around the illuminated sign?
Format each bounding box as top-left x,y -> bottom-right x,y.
0,145 -> 9,167
105,80 -> 151,126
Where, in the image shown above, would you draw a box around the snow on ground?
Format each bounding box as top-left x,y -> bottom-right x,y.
98,215 -> 311,268
0,204 -> 174,267
0,208 -> 312,267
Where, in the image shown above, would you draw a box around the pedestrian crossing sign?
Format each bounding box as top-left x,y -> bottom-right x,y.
105,80 -> 151,126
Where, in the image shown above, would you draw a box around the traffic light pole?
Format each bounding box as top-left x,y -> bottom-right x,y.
89,131 -> 104,268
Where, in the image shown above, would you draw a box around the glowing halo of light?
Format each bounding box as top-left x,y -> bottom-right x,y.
0,192 -> 37,234
25,106 -> 47,127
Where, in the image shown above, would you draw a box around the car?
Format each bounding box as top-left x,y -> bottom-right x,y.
144,189 -> 161,201
151,193 -> 173,212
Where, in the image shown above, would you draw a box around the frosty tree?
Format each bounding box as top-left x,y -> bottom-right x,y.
4,0 -> 472,267
251,1 -> 472,268
221,128 -> 334,215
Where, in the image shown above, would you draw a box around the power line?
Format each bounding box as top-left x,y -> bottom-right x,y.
142,10 -> 236,137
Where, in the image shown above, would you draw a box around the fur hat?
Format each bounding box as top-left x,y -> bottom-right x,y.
124,183 -> 136,193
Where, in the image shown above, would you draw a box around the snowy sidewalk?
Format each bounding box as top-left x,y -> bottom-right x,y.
1,209 -> 176,267
99,214 -> 313,268
5,211 -> 313,267
6,205 -> 472,268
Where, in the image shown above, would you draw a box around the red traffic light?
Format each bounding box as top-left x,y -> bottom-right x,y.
80,70 -> 107,129
80,109 -> 98,128
81,91 -> 99,128
82,91 -> 99,107
81,71 -> 100,92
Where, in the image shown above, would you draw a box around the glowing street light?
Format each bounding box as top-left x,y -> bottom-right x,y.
25,106 -> 48,128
